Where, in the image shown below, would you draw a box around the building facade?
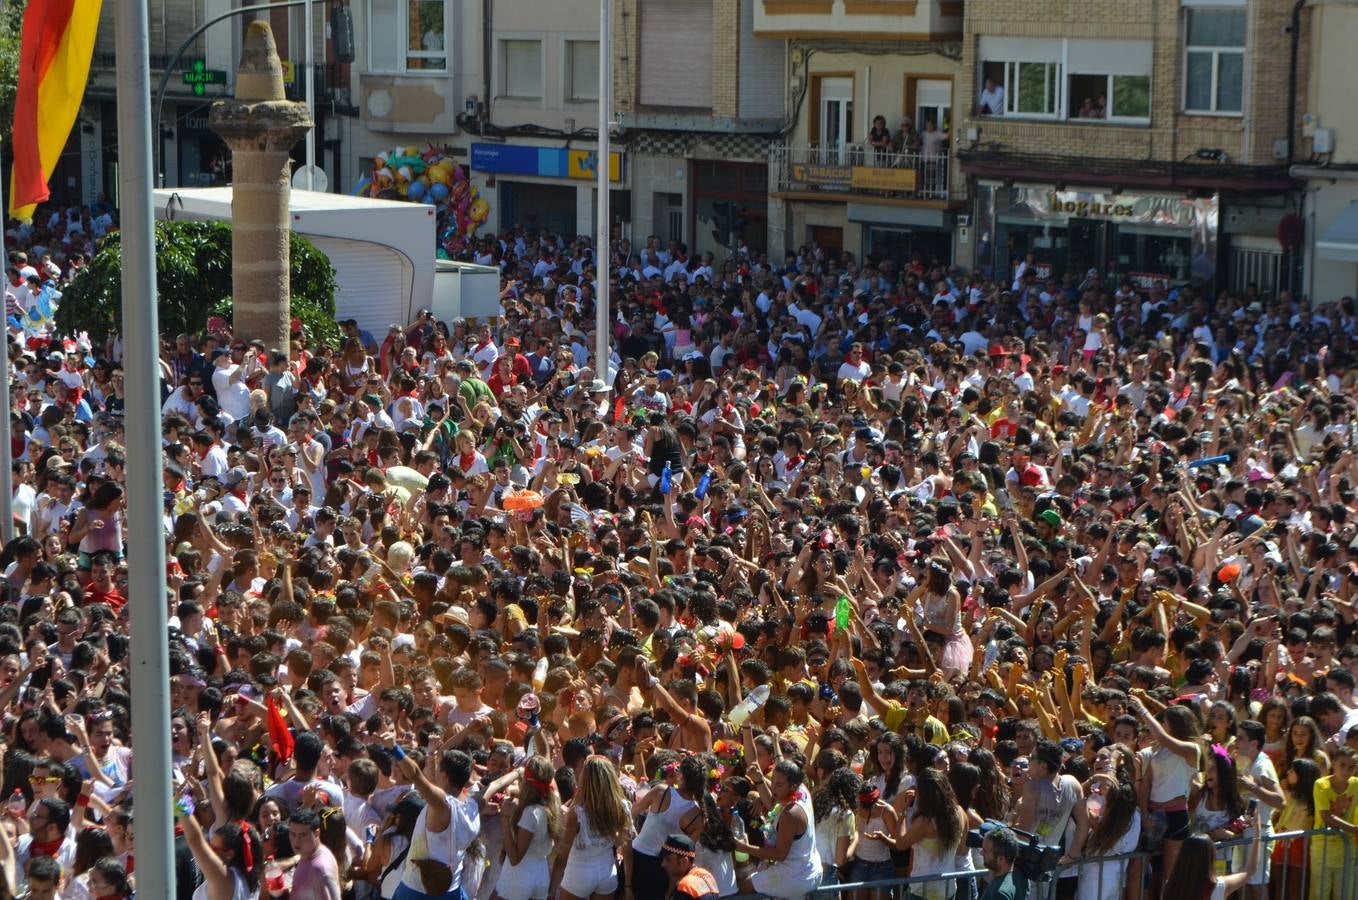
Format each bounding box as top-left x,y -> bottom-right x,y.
759,0 -> 967,266
956,0 -> 1305,294
608,0 -> 784,262
1296,0 -> 1358,303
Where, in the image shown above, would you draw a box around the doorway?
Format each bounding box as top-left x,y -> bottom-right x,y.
818,77 -> 853,163
809,225 -> 843,256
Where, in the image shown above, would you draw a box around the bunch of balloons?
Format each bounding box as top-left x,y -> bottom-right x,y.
353,144 -> 490,255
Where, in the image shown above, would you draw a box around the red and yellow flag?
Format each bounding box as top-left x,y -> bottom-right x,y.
9,0 -> 103,221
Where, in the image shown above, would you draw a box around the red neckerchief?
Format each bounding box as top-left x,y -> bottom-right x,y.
29,836 -> 64,858
459,451 -> 476,470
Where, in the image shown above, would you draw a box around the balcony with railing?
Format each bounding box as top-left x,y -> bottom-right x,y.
770,143 -> 952,203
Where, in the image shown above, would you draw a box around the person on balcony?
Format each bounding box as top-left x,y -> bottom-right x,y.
920,118 -> 947,197
868,115 -> 893,163
892,119 -> 921,156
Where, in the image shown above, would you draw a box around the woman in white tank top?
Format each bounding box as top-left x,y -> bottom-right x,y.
733,760 -> 822,899
630,756 -> 706,898
560,757 -> 635,900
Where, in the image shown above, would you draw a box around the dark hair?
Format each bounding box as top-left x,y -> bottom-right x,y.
872,731 -> 907,800
1287,758 -> 1321,819
1085,782 -> 1139,855
1162,833 -> 1215,900
90,857 -> 132,897
217,819 -> 263,891
913,768 -> 964,853
985,824 -> 1021,863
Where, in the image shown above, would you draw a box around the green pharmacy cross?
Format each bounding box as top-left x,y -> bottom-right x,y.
182,60 -> 228,96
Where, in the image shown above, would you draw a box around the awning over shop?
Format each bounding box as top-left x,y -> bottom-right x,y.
1318,202 -> 1358,263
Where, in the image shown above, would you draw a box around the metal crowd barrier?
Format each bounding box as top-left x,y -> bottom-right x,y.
727,828 -> 1354,900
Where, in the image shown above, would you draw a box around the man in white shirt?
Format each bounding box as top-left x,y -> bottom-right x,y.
210,348 -> 253,421
837,343 -> 872,383
979,78 -> 1005,116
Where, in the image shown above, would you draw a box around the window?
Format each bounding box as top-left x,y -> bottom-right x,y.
500,39 -> 543,99
1004,61 -> 1061,116
1067,74 -> 1150,121
980,38 -> 1152,123
368,0 -> 447,72
1184,7 -> 1245,114
566,40 -> 599,102
818,76 -> 853,152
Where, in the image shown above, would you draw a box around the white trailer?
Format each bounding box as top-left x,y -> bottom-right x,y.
152,187 -> 435,339
431,259 -> 501,324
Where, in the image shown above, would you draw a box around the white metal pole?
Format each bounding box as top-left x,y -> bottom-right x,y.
0,139 -> 12,545
594,0 -> 610,383
114,0 -> 175,892
303,0 -> 315,188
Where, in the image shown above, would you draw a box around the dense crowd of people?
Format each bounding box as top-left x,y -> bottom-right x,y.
4,201 -> 1358,900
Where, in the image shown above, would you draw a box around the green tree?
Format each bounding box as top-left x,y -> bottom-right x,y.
0,0 -> 23,146
55,219 -> 339,346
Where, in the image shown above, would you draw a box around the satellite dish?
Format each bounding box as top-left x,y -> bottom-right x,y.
292,165 -> 329,192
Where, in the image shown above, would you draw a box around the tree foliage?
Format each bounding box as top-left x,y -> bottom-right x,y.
0,0 -> 23,147
55,219 -> 339,347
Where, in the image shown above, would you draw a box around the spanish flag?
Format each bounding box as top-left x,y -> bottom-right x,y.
8,0 -> 103,221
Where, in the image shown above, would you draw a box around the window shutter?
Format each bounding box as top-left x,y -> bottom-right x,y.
639,0 -> 713,109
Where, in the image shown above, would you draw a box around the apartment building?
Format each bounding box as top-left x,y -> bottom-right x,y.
1296,0 -> 1358,302
760,0 -> 967,265
611,0 -> 785,260
956,0 -> 1306,293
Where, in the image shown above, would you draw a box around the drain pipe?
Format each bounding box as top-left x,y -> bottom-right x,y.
1287,0 -> 1305,163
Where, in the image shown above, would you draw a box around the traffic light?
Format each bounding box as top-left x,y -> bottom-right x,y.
332,7 -> 356,63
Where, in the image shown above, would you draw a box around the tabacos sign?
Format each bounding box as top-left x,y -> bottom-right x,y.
1047,194 -> 1136,218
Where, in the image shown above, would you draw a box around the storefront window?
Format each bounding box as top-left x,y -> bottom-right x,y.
864,227 -> 951,268
984,186 -> 1218,286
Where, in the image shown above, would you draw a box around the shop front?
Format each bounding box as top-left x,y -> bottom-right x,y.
976,184 -> 1219,288
470,142 -> 625,239
176,104 -> 232,188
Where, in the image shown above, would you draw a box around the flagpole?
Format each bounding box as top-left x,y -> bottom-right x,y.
114,0 -> 175,894
0,138 -> 13,545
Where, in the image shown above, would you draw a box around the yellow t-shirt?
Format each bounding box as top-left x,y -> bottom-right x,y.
881,700 -> 949,746
1312,774 -> 1358,866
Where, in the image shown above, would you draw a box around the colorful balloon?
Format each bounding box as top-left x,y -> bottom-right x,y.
407,179 -> 426,201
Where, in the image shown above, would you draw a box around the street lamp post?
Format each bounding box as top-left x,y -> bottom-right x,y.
115,0 -> 175,896
594,0 -> 611,383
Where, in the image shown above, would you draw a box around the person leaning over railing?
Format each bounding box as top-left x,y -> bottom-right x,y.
1163,809 -> 1263,900
1311,745 -> 1358,900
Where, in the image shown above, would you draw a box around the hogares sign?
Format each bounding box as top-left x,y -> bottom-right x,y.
1046,195 -> 1136,218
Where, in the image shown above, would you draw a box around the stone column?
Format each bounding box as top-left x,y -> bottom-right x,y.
208,21 -> 313,349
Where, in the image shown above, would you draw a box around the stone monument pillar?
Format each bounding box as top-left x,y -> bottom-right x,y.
208,21 -> 313,349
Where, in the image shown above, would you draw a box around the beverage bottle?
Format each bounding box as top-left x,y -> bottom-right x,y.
731,810 -> 749,863
695,470 -> 711,499
727,684 -> 771,727
532,657 -> 548,691
6,790 -> 25,817
835,595 -> 852,631
265,856 -> 286,896
659,461 -> 672,495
